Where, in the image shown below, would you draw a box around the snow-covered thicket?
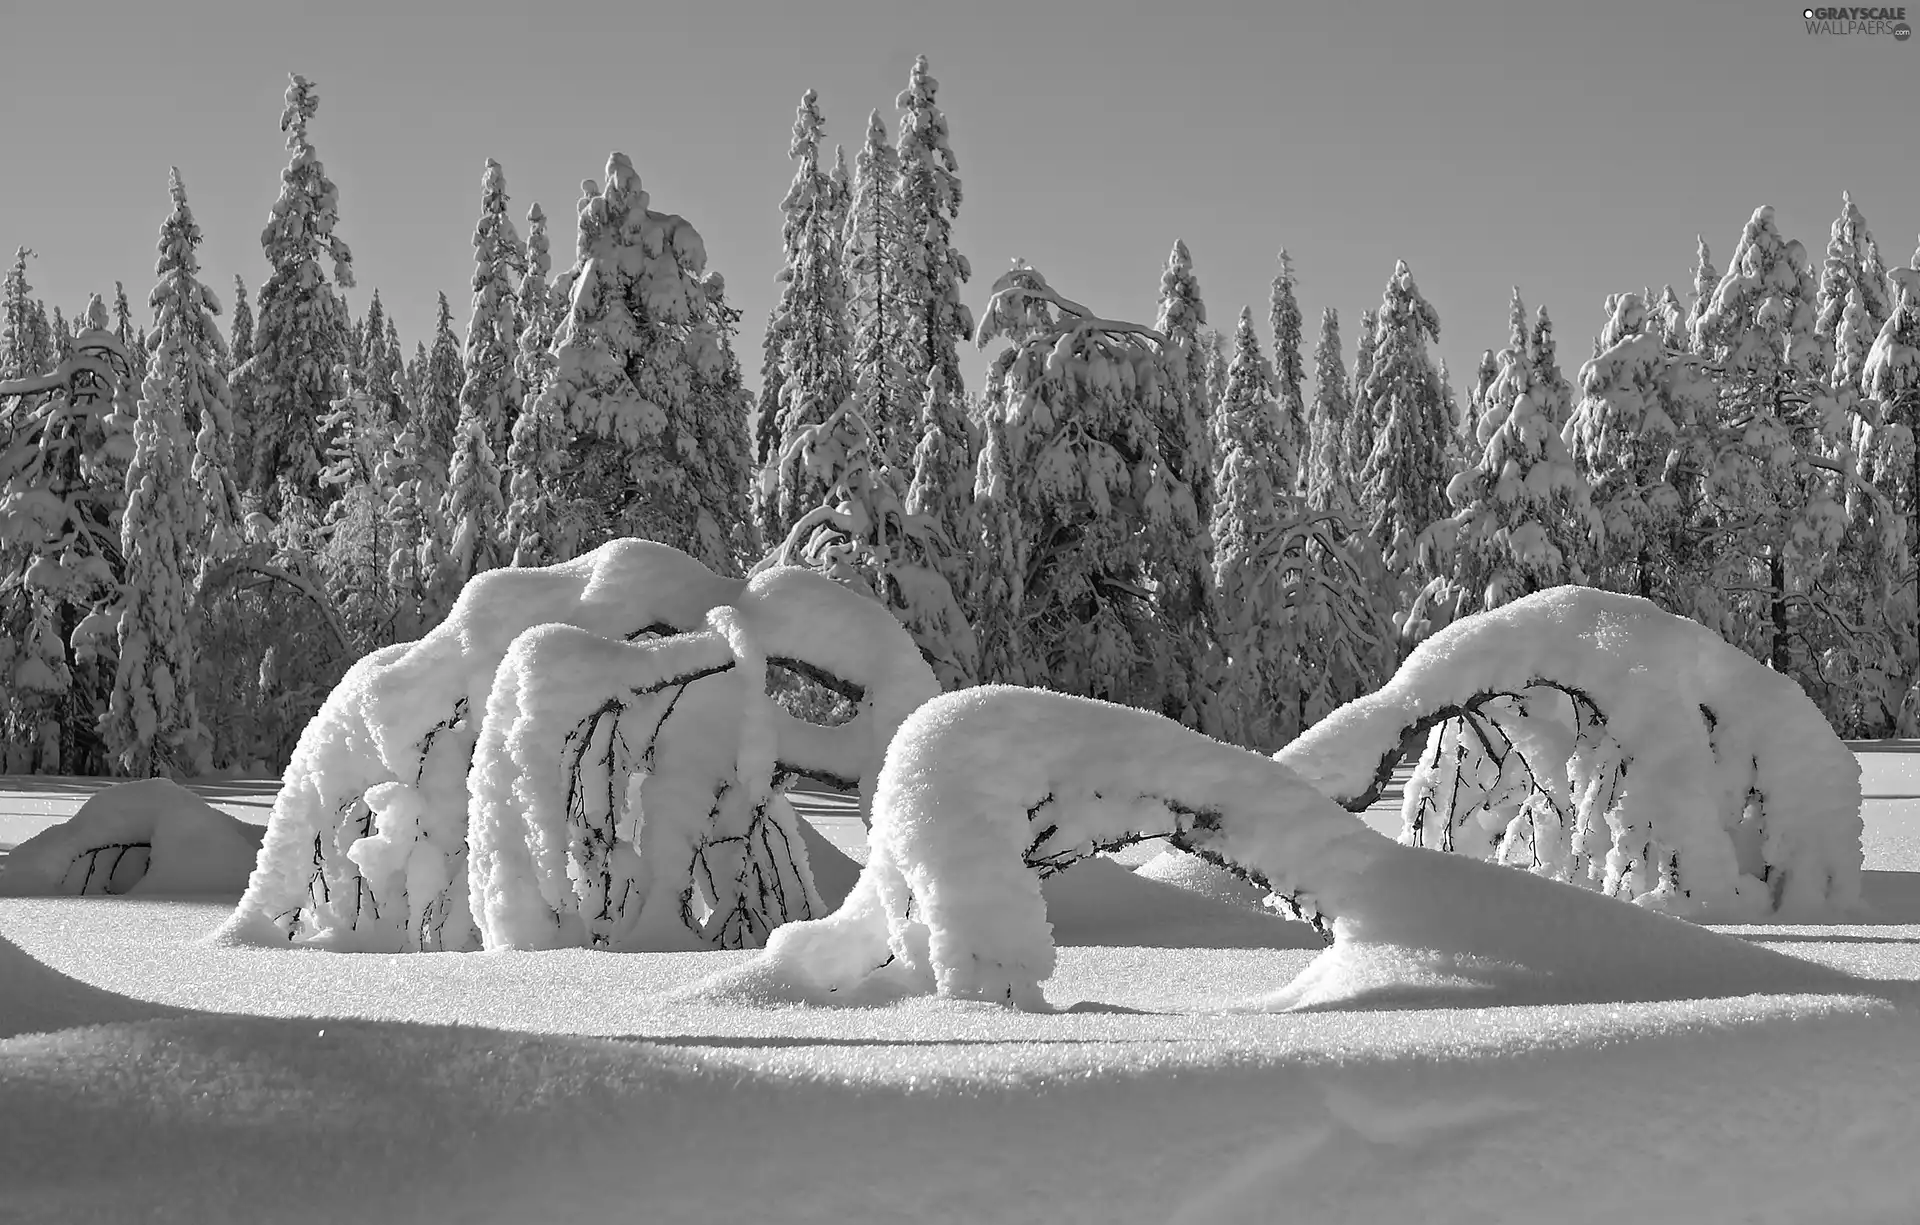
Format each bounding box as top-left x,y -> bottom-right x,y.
469,563 -> 935,951
220,539 -> 936,952
1277,586 -> 1862,918
743,685 -> 1384,1009
0,778 -> 263,896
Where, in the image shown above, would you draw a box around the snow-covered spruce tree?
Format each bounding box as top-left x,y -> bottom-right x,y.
1209,308 -> 1291,745
1269,250 -> 1309,496
1690,205 -> 1852,673
2,248 -> 46,380
1413,339 -> 1598,639
1563,291 -> 1711,605
435,158 -> 527,604
1685,235 -> 1719,343
503,204 -> 565,569
1354,261 -> 1449,591
1304,306 -> 1353,515
415,291 -> 464,487
380,416 -> 434,641
759,89 -> 854,548
893,55 -> 977,597
529,153 -> 736,569
0,297 -> 139,774
1816,192 -> 1895,390
112,282 -> 135,353
1147,239 -> 1219,717
1213,307 -> 1390,749
764,386 -> 978,689
1861,266 -> 1920,730
357,289 -> 406,427
1341,307 -> 1378,475
970,264 -> 1211,718
1529,306 -> 1572,428
688,272 -> 759,570
101,173 -> 220,777
1506,287 -> 1530,359
145,171 -> 243,568
234,74 -> 355,512
1153,239 -> 1214,515
224,274 -> 254,462
842,110 -> 909,468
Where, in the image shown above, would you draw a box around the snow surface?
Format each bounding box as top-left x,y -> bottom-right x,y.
1278,586 -> 1863,919
0,779 -> 262,897
1,762 -> 1919,1222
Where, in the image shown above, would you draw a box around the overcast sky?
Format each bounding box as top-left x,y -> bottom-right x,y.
2,0 -> 1915,398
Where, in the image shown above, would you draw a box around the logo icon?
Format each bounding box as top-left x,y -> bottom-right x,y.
1896,19 -> 1913,35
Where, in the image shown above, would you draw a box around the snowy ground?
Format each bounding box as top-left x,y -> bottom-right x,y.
3,754 -> 1919,1223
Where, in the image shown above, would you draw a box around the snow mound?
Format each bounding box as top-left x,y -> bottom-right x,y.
1277,586 -> 1863,919
1257,845 -> 1853,1011
1134,847 -> 1278,911
712,686 -> 1387,1009
0,779 -> 264,898
221,539 -> 937,954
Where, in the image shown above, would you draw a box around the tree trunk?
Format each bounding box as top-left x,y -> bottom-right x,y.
1769,550 -> 1789,673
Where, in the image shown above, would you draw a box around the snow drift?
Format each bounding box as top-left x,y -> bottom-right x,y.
1277,586 -> 1862,919
0,779 -> 263,897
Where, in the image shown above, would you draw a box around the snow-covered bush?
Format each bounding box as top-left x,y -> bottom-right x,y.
739,685 -> 1380,1009
1278,586 -> 1863,919
219,539 -> 936,952
0,779 -> 263,896
469,563 -> 933,951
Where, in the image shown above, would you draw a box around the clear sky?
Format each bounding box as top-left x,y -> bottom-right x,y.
2,0 -> 1916,401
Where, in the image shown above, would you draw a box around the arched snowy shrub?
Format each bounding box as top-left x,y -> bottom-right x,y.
469,567 -> 938,951
220,540 -> 936,951
1276,586 -> 1862,919
736,685 -> 1385,1009
0,780 -> 263,897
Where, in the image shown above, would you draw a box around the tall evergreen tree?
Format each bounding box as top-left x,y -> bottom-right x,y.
234,74 -> 355,513
760,89 -> 855,547
225,274 -> 255,466
1354,260 -> 1448,583
893,55 -> 977,591
1269,250 -> 1309,495
416,291 -> 464,484
1686,235 -> 1719,343
529,152 -> 737,568
1304,306 -> 1353,515
504,203 -> 563,568
102,169 -> 219,778
436,158 -> 526,600
1691,205 -> 1849,671
971,263 -> 1202,715
2,249 -> 39,380
841,110 -> 908,468
112,282 -> 135,353
1342,307 -> 1378,475
1817,192 -> 1895,392
1153,238 -> 1214,512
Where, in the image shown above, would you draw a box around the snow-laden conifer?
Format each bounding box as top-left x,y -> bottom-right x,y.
1269,251 -> 1308,496
1415,339 -> 1597,636
842,110 -> 908,467
1354,261 -> 1448,582
894,56 -> 977,591
504,204 -> 565,569
1691,206 -> 1850,671
1153,239 -> 1213,511
970,263 -> 1201,714
147,171 -> 242,565
1303,306 -> 1353,515
1342,307 -> 1378,474
530,153 -> 734,568
1816,193 -> 1895,374
416,292 -> 464,488
436,159 -> 527,601
234,74 -> 355,511
102,171 -> 221,777
1686,236 -> 1719,343
759,90 -> 854,548
1,248 -> 40,380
